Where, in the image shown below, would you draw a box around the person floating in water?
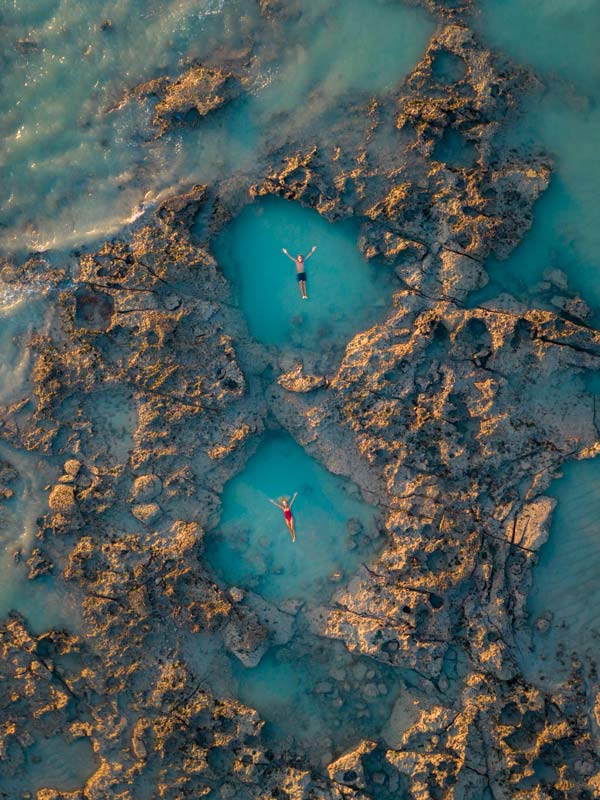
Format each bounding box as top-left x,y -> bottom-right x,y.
269,492 -> 298,542
282,246 -> 317,299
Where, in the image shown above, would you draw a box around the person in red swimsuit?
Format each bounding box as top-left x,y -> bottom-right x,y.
269,492 -> 298,542
282,246 -> 317,299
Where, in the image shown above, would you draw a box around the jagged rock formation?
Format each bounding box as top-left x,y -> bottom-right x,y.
1,7 -> 600,800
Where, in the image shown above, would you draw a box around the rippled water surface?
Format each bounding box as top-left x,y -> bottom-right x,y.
2,0 -> 600,788
1,0 -> 432,253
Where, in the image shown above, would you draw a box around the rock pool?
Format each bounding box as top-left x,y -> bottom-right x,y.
213,196 -> 396,350
470,0 -> 600,315
228,638 -> 407,763
205,432 -> 382,604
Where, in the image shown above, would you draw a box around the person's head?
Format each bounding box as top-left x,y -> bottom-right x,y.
282,498 -> 289,508
297,254 -> 304,263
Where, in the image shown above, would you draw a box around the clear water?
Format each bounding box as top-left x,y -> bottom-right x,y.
3,0 -> 600,787
0,735 -> 97,794
473,1 -> 600,682
476,0 -> 600,94
526,457 -> 600,680
0,440 -> 82,634
1,0 -> 432,254
0,288 -> 54,405
229,638 -> 404,763
205,433 -> 382,604
213,196 -> 395,349
472,1 -> 600,314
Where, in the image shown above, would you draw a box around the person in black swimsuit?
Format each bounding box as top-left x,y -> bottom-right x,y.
282,246 -> 317,299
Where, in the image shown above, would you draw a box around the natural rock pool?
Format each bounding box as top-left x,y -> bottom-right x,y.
228,638 -> 406,763
213,196 -> 396,350
1,735 -> 98,795
205,432 -> 382,604
469,0 -> 600,315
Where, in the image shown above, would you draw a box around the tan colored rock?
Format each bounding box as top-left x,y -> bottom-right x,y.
150,65 -> 240,134
327,741 -> 377,788
131,503 -> 161,525
63,459 -> 82,477
131,474 -> 163,503
278,365 -> 327,393
506,496 -> 556,551
48,483 -> 76,513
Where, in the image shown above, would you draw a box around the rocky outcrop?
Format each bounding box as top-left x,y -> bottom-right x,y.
2,9 -> 600,800
120,64 -> 243,137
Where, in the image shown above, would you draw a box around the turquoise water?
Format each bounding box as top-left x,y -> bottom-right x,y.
527,457 -> 600,676
476,0 -> 600,94
229,638 -> 403,762
213,197 -> 395,349
473,1 -> 600,313
1,0 -> 432,254
205,433 -> 382,604
2,0 -> 600,789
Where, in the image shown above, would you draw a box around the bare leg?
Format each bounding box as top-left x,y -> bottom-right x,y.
299,280 -> 308,299
286,519 -> 296,542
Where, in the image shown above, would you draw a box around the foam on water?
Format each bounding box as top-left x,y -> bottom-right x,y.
1,0 -> 432,253
0,287 -> 54,405
205,432 -> 382,605
213,196 -> 396,350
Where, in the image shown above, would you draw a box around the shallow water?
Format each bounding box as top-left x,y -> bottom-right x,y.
213,196 -> 395,349
0,440 -> 82,634
476,0 -> 600,94
1,0 -> 432,254
205,432 -> 382,604
2,0 -> 600,789
526,457 -> 600,680
0,735 -> 97,794
473,1 -> 600,314
229,638 -> 404,763
0,288 -> 54,405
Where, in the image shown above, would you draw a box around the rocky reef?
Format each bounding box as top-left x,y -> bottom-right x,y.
1,5 -> 600,800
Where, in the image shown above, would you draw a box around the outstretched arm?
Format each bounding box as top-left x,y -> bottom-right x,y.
269,498 -> 283,510
289,492 -> 298,507
304,246 -> 317,261
282,248 -> 296,263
